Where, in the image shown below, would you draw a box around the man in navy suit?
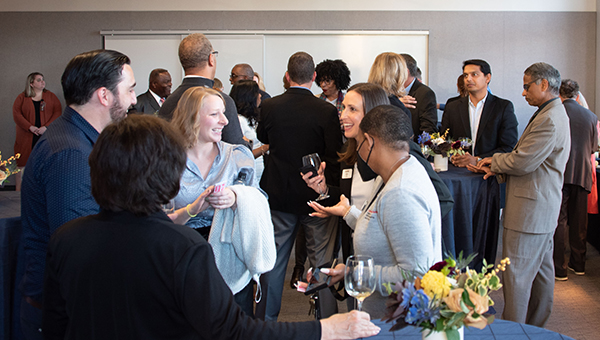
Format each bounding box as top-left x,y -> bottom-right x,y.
130,68 -> 171,114
441,59 -> 518,167
256,52 -> 342,321
554,79 -> 598,280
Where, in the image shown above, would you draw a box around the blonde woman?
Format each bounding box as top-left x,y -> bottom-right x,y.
13,72 -> 62,190
367,53 -> 413,133
169,86 -> 270,317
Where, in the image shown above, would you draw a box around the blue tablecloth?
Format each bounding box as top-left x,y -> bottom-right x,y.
438,164 -> 500,269
0,216 -> 24,340
371,319 -> 575,339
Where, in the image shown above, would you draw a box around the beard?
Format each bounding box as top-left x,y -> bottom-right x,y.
109,97 -> 127,123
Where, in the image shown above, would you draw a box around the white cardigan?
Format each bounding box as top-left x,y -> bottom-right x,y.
209,185 -> 276,299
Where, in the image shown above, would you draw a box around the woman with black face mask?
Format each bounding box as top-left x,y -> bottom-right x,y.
305,104 -> 443,319
301,83 -> 387,268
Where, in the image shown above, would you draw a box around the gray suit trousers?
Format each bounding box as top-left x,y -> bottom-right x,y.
502,228 -> 554,327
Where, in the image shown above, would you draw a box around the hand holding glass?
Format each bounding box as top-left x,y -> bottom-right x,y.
302,153 -> 329,201
345,255 -> 376,311
162,199 -> 175,214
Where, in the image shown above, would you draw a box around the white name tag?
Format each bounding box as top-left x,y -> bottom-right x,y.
342,168 -> 353,179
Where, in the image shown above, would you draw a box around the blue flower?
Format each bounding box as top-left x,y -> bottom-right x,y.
417,132 -> 431,145
400,283 -> 417,309
401,286 -> 441,326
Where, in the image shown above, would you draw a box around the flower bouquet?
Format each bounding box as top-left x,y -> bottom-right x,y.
0,152 -> 21,186
382,253 -> 510,340
418,130 -> 471,158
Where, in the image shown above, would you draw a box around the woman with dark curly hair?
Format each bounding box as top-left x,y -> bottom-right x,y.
230,79 -> 268,181
315,59 -> 351,115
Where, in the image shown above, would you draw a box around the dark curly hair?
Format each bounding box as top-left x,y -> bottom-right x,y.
89,115 -> 187,216
315,59 -> 351,91
230,80 -> 260,127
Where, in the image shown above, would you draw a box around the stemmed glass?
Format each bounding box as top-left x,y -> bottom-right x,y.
302,153 -> 330,201
344,255 -> 376,311
162,199 -> 175,214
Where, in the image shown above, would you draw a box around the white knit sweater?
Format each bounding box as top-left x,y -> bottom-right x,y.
209,185 -> 276,297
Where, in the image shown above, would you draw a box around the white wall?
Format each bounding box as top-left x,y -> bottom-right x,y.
1,0 -> 596,12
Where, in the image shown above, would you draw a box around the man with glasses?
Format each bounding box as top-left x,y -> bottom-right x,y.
158,33 -> 248,147
229,63 -> 271,99
441,59 -> 518,167
469,62 -> 570,327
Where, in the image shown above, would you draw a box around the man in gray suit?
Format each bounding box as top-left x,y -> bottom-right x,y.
130,68 -> 171,114
554,79 -> 598,281
470,63 -> 570,327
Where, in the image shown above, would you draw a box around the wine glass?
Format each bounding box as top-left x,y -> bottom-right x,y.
162,199 -> 175,214
344,255 -> 376,311
302,153 -> 330,201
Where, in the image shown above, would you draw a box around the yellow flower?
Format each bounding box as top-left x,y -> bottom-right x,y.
420,270 -> 451,299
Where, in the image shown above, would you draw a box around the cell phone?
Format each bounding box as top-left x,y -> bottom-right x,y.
303,267 -> 332,295
300,165 -> 318,178
303,259 -> 337,295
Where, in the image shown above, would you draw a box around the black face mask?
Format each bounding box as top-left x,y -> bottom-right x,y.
356,138 -> 377,182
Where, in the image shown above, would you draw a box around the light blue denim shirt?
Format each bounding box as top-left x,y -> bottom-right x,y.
174,141 -> 262,229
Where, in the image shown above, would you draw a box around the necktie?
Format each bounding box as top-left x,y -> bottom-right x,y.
159,97 -> 165,106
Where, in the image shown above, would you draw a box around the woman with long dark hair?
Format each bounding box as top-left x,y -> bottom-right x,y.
230,79 -> 268,181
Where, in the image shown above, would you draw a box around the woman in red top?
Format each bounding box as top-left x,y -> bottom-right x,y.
13,72 -> 62,190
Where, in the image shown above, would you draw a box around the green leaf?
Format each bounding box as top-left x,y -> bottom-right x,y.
446,328 -> 460,340
459,300 -> 470,313
462,289 -> 475,308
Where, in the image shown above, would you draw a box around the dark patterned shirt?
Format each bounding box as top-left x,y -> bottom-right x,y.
20,106 -> 99,301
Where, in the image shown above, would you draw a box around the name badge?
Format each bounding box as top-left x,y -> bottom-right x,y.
342,168 -> 353,179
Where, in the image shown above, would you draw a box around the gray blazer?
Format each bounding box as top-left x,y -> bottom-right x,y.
491,98 -> 571,234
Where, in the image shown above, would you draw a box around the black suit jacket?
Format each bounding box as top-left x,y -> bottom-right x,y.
43,210 -> 320,339
441,93 -> 518,158
407,79 -> 438,139
563,98 -> 598,191
130,90 -> 161,114
158,77 -> 248,147
257,88 -> 343,215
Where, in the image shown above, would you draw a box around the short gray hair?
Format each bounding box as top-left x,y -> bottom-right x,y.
524,62 -> 561,95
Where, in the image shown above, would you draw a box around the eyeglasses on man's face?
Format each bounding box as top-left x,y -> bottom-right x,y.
523,79 -> 539,91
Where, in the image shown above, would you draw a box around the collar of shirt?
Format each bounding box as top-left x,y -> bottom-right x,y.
405,78 -> 417,94
149,89 -> 163,106
64,106 -> 100,143
527,97 -> 560,127
468,92 -> 488,155
290,85 -> 312,92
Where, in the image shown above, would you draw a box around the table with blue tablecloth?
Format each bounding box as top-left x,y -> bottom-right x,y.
370,319 -> 575,339
437,164 -> 500,269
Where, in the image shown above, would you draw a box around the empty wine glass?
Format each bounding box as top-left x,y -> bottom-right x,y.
302,153 -> 330,201
345,255 -> 376,311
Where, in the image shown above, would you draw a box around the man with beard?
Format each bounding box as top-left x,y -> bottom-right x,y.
19,49 -> 136,340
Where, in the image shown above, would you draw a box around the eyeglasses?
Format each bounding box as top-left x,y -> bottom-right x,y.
211,51 -> 219,57
523,79 -> 539,91
230,73 -> 242,79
